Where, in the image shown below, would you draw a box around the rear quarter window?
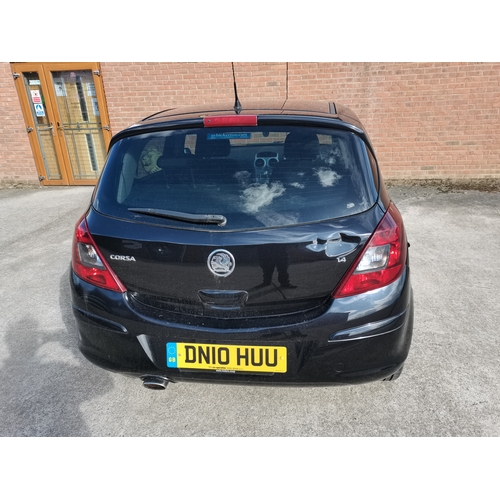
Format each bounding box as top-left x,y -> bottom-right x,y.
94,125 -> 378,230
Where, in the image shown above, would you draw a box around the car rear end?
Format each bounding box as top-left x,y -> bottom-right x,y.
70,102 -> 413,386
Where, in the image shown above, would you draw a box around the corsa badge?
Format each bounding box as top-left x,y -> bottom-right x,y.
208,250 -> 235,277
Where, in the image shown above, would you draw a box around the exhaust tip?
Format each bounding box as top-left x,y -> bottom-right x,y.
142,376 -> 169,390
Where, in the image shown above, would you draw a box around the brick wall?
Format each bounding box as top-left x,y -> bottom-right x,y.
285,62 -> 500,180
2,62 -> 499,185
101,62 -> 500,180
0,63 -> 39,186
100,62 -> 289,133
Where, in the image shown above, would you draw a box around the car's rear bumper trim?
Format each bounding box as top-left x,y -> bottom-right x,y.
328,310 -> 407,342
72,305 -> 128,334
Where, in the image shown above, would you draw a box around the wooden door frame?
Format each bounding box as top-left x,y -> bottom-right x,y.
12,62 -> 68,185
12,62 -> 112,186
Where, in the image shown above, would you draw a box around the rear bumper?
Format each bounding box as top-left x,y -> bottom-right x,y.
70,267 -> 414,385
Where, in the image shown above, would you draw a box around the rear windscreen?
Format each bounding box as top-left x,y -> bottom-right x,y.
94,125 -> 378,230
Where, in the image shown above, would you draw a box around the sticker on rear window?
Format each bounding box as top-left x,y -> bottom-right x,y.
208,133 -> 251,140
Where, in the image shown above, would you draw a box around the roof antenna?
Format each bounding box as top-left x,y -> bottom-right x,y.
231,63 -> 242,114
281,62 -> 289,109
286,62 -> 289,101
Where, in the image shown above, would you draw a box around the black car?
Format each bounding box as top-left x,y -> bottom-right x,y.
70,100 -> 413,389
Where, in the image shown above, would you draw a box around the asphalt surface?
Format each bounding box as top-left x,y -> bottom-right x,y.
0,184 -> 499,437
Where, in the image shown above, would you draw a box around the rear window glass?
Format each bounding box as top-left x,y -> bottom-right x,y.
94,125 -> 378,230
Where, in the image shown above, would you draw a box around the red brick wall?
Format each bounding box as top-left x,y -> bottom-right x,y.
101,62 -> 500,180
2,62 -> 499,184
100,62 -> 289,133
286,62 -> 500,180
0,63 -> 39,186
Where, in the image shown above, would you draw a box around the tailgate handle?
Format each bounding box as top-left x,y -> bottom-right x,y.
198,290 -> 249,310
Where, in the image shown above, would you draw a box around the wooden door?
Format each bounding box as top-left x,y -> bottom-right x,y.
12,62 -> 112,186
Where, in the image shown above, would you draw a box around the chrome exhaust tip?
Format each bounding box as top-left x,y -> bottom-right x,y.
142,376 -> 170,390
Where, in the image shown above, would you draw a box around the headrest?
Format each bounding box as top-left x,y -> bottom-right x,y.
195,137 -> 231,158
284,131 -> 319,160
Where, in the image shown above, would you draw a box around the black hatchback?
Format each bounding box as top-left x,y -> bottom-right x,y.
70,100 -> 413,389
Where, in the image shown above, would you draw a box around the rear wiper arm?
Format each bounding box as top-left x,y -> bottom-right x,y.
128,208 -> 227,227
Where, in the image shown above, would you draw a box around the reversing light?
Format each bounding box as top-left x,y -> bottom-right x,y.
203,115 -> 257,127
72,216 -> 127,293
333,204 -> 407,298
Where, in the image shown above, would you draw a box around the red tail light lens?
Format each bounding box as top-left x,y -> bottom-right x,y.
333,204 -> 407,298
203,115 -> 257,127
72,216 -> 127,293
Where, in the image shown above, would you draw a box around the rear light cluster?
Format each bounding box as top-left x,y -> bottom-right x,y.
333,204 -> 407,298
72,216 -> 126,293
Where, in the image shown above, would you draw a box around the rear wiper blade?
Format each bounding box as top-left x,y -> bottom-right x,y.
128,208 -> 227,227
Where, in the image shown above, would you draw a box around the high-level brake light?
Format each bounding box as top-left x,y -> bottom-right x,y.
203,115 -> 257,127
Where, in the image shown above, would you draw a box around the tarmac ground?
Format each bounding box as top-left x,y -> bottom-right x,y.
0,183 -> 499,437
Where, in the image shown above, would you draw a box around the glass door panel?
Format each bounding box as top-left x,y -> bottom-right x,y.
12,62 -> 111,186
51,70 -> 107,181
22,72 -> 63,181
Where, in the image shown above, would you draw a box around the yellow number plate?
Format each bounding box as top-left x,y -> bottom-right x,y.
167,343 -> 287,373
